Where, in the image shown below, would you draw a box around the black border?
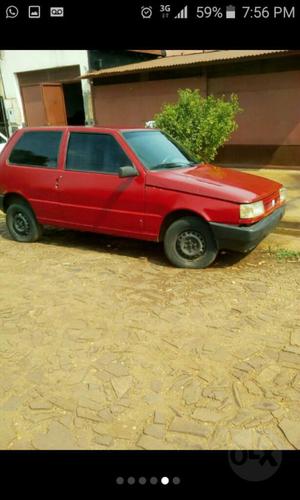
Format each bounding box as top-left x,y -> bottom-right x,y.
0,450 -> 298,493
0,0 -> 299,48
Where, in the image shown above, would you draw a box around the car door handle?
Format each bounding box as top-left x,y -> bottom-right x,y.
55,175 -> 63,189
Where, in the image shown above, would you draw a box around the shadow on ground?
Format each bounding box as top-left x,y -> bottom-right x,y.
0,222 -> 254,269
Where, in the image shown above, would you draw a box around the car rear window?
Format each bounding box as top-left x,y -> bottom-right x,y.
9,131 -> 62,168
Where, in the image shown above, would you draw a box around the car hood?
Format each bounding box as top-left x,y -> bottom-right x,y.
145,163 -> 282,203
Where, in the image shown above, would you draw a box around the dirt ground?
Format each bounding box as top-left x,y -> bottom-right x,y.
0,213 -> 300,450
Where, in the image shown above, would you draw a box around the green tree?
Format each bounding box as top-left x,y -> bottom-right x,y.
153,89 -> 242,163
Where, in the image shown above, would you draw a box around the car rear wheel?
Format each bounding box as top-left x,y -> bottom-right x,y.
163,216 -> 218,268
6,203 -> 43,243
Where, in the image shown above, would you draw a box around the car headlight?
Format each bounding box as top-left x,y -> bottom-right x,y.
240,201 -> 265,219
279,187 -> 287,203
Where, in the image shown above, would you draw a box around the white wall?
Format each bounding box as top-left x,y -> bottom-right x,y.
0,50 -> 92,133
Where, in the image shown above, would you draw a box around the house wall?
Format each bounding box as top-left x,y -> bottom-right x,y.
92,63 -> 300,167
211,70 -> 300,165
0,50 -> 92,133
210,70 -> 300,145
92,76 -> 207,128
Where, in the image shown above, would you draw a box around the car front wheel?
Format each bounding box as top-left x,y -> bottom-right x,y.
6,203 -> 43,243
164,216 -> 218,268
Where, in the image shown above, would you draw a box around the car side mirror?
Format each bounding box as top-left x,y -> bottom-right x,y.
119,165 -> 138,178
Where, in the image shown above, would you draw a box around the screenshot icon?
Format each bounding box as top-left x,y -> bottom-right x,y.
29,6 -> 41,18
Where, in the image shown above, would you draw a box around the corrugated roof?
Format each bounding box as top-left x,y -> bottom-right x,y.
81,50 -> 290,79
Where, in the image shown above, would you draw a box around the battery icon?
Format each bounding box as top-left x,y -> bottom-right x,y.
226,5 -> 236,18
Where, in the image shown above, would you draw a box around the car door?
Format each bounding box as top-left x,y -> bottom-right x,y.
57,131 -> 145,236
5,129 -> 65,224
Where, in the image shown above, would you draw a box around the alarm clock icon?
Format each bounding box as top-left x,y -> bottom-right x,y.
141,6 -> 153,19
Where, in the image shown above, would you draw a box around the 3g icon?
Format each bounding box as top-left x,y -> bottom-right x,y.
160,5 -> 171,18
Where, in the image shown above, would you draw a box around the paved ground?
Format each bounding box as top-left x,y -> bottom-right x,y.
0,214 -> 300,450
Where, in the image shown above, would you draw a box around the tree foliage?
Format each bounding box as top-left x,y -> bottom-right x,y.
153,89 -> 242,163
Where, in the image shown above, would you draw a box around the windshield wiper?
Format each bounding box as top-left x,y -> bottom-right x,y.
151,161 -> 197,171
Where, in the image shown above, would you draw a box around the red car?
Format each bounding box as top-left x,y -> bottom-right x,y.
0,126 -> 286,268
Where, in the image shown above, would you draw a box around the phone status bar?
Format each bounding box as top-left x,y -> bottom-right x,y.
141,4 -> 297,21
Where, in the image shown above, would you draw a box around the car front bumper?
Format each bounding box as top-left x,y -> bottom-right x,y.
209,206 -> 285,253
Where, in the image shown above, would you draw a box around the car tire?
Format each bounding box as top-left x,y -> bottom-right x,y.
6,203 -> 43,243
164,216 -> 218,268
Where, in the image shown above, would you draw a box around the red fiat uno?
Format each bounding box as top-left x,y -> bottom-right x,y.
0,127 -> 286,268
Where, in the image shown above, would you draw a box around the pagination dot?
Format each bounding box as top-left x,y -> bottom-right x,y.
161,477 -> 169,485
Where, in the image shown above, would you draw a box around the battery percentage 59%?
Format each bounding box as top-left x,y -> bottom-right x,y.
196,6 -> 223,18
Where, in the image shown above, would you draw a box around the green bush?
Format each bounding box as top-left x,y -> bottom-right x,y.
153,89 -> 242,163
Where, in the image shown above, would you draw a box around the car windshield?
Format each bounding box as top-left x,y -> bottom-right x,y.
122,130 -> 198,170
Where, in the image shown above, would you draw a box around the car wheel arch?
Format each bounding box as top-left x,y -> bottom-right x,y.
3,192 -> 33,213
159,209 -> 209,242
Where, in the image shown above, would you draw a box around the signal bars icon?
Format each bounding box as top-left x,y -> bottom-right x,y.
175,5 -> 188,18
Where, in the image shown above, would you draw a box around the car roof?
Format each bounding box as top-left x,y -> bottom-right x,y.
17,126 -> 157,133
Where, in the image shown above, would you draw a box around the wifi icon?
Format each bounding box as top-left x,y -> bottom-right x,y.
174,5 -> 188,18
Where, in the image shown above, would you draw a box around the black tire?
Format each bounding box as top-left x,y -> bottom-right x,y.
163,216 -> 218,268
6,202 -> 43,243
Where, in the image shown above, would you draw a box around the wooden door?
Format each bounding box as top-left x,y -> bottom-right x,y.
20,85 -> 46,126
41,83 -> 67,126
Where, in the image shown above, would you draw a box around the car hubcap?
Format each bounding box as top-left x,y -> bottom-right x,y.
176,230 -> 206,260
13,212 -> 30,236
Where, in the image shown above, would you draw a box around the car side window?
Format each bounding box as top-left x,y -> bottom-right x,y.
9,131 -> 62,168
66,132 -> 132,174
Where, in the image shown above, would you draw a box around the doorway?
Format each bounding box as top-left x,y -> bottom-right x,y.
18,65 -> 86,127
62,82 -> 85,125
20,82 -> 86,127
